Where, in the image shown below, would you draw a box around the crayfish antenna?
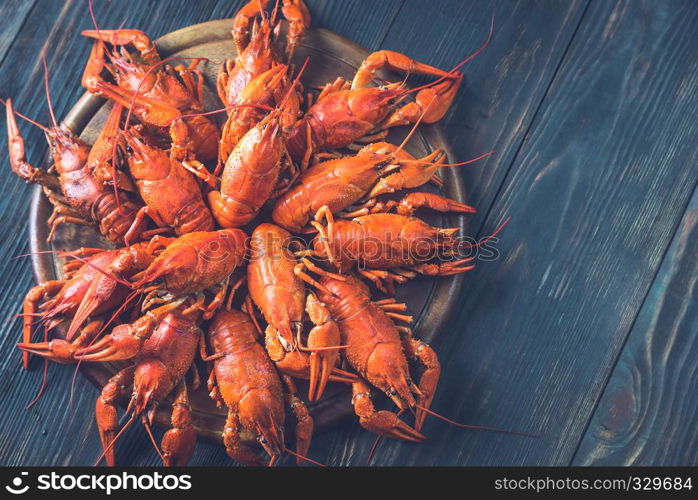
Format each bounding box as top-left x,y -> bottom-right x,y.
12,250 -> 133,289
285,448 -> 326,467
87,0 -> 128,214
25,329 -> 50,410
279,56 -> 310,110
414,404 -> 540,438
365,434 -> 383,465
270,0 -> 280,24
458,216 -> 511,252
68,289 -> 142,413
94,414 -> 135,466
180,102 -> 275,119
112,53 -> 210,213
88,0 -> 103,41
405,10 -> 494,98
143,419 -> 166,463
87,0 -> 131,66
62,252 -> 133,287
117,13 -> 132,30
0,98 -> 50,133
259,0 -> 269,21
40,51 -> 58,129
410,149 -> 495,169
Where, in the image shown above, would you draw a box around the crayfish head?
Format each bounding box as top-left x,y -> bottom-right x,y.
120,128 -> 172,179
237,20 -> 282,75
119,128 -> 150,160
257,421 -> 284,460
131,359 -> 172,420
259,107 -> 284,138
136,246 -> 195,298
239,390 -> 285,458
367,343 -> 416,411
347,86 -> 404,125
46,127 -> 90,174
111,55 -> 157,90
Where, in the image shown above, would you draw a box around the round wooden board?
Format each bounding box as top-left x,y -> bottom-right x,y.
29,19 -> 467,445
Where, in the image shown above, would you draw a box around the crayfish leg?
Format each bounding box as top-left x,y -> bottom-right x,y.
411,257 -> 476,277
281,0 -> 311,61
21,280 -> 64,369
205,366 -> 224,408
200,279 -> 228,321
232,0 -> 272,54
5,99 -> 61,192
399,329 -> 441,431
357,268 -> 394,295
305,293 -> 341,401
395,192 -> 476,216
96,366 -> 135,466
282,375 -> 313,465
161,381 -> 197,467
216,60 -> 233,109
47,213 -> 91,243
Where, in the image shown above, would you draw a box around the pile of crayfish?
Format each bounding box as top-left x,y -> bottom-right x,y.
6,0 -> 504,466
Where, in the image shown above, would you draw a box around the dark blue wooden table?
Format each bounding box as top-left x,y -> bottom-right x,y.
0,0 -> 696,466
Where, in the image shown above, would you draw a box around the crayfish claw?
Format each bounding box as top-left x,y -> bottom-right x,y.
74,326 -> 144,362
361,410 -> 425,443
352,381 -> 425,442
17,339 -> 77,364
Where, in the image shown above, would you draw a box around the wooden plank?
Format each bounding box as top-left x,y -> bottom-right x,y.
308,0 -> 591,465
0,0 -> 36,66
573,185 -> 698,466
377,0 -> 591,231
305,0 -> 404,50
326,0 -> 697,466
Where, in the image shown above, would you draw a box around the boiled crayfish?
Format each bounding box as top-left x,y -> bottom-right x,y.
6,0 -> 515,467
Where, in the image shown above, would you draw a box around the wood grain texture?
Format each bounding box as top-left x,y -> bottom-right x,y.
0,0 -> 36,65
305,0 -> 404,49
379,0 -> 591,231
333,0 -> 697,466
308,0 -> 592,465
573,185 -> 698,465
